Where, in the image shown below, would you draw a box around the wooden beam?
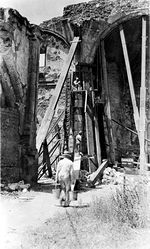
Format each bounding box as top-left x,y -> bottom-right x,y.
101,40 -> 115,164
94,116 -> 101,165
73,154 -> 81,180
139,16 -> 147,171
92,90 -> 101,165
112,118 -> 150,143
36,37 -> 80,151
88,159 -> 108,185
84,87 -> 97,172
43,139 -> 52,178
119,25 -> 139,135
85,112 -> 90,170
147,14 -> 150,164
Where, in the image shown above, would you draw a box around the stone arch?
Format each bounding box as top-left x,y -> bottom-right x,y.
92,12 -> 149,163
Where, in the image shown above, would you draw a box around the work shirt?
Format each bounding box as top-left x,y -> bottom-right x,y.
56,158 -> 74,182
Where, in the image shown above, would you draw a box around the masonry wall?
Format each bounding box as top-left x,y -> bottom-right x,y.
0,8 -> 40,183
39,0 -> 149,165
107,62 -> 139,160
38,32 -> 69,127
1,109 -> 20,182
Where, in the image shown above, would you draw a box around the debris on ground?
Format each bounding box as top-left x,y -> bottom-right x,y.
87,160 -> 108,185
1,180 -> 31,192
79,170 -> 90,182
102,167 -> 124,185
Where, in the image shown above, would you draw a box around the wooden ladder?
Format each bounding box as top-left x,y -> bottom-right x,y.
36,37 -> 80,152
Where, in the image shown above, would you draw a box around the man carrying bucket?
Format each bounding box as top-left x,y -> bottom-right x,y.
56,151 -> 75,207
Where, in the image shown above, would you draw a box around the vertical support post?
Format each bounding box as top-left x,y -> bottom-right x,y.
84,90 -> 91,172
92,90 -> 101,165
101,40 -> 115,164
147,15 -> 150,165
119,25 -> 140,136
43,139 -> 52,177
139,16 -> 147,171
94,116 -> 101,165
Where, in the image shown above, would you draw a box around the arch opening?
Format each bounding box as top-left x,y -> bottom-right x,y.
92,15 -> 149,164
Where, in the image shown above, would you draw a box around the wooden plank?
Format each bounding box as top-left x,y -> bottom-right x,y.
85,110 -> 97,173
85,112 -> 90,165
73,153 -> 81,180
46,110 -> 65,138
147,15 -> 150,164
139,17 -> 147,171
43,139 -> 52,177
119,25 -> 140,135
92,90 -> 101,165
94,116 -> 101,165
101,41 -> 115,163
83,88 -> 97,172
36,37 -> 80,151
84,90 -> 87,112
88,160 -> 108,185
112,118 -> 150,143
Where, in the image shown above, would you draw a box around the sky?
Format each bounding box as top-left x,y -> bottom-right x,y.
0,0 -> 88,25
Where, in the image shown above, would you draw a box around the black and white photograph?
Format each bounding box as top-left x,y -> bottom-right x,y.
0,0 -> 150,248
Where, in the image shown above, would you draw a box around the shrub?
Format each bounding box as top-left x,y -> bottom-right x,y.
92,176 -> 149,230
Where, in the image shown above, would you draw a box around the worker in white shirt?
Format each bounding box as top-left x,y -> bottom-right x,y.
56,151 -> 75,207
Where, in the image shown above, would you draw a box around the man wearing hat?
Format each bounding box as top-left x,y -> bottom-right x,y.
56,151 -> 75,207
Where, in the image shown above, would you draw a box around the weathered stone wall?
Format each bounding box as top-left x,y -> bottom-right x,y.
40,0 -> 149,65
0,8 -> 40,183
107,62 -> 139,160
38,32 -> 69,127
1,108 -> 20,182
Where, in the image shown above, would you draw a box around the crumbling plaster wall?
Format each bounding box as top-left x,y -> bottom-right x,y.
40,0 -> 149,64
0,8 -> 40,183
38,32 -> 69,128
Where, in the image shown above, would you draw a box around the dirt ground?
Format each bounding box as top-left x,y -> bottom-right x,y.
1,177 -> 150,249
0,179 -> 110,249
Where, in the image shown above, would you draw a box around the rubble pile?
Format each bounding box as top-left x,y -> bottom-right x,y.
0,180 -> 30,192
79,170 -> 90,182
102,167 -> 124,185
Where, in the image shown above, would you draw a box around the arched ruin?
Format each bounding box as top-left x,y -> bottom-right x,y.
1,0 -> 150,183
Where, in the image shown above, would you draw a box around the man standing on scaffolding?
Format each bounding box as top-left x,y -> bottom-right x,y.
75,131 -> 82,153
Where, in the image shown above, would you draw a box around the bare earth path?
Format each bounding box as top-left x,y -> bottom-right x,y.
0,183 -> 108,249
1,180 -> 150,249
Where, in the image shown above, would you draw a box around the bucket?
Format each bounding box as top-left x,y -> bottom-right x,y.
52,184 -> 61,199
69,191 -> 78,201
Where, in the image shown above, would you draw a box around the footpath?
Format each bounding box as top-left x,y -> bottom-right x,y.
0,179 -> 111,249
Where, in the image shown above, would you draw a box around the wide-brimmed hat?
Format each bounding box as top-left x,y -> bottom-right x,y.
62,150 -> 72,159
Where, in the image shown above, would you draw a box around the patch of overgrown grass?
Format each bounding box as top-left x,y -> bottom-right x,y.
24,175 -> 150,249
92,179 -> 148,229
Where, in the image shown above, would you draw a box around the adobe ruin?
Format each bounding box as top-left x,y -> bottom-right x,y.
0,8 -> 40,182
0,0 -> 150,183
